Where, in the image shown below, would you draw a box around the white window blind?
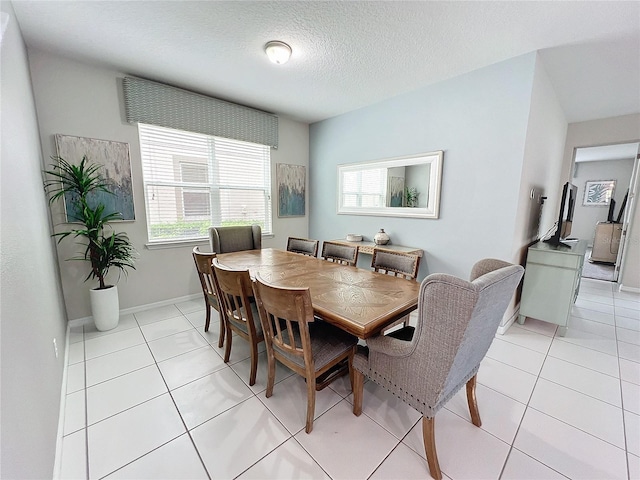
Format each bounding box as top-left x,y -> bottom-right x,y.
341,168 -> 387,208
138,123 -> 272,243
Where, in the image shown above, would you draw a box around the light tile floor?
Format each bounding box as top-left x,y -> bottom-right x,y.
58,280 -> 640,479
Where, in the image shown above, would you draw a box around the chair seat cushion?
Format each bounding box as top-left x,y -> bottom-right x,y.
228,301 -> 262,336
274,322 -> 356,369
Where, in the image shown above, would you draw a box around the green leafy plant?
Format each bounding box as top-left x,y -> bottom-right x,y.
44,156 -> 136,289
405,187 -> 419,207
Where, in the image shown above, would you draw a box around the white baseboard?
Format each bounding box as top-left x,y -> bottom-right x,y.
52,323 -> 72,480
68,293 -> 201,326
620,284 -> 640,294
497,307 -> 520,335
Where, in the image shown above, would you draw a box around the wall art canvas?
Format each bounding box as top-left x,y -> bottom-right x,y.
55,134 -> 135,221
583,180 -> 616,206
277,163 -> 305,217
387,176 -> 405,207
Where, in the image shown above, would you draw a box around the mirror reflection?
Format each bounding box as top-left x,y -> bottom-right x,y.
337,151 -> 443,219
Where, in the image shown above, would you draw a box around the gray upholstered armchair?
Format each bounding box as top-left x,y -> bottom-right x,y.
352,258 -> 524,480
209,225 -> 262,254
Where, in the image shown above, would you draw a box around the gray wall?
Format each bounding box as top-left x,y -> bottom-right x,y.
309,53 -> 538,280
28,50 -> 310,320
571,158 -> 635,242
0,2 -> 68,478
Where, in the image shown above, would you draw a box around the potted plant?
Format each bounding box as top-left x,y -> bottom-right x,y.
405,187 -> 419,207
44,155 -> 136,331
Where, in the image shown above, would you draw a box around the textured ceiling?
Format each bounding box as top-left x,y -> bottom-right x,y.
10,1 -> 640,124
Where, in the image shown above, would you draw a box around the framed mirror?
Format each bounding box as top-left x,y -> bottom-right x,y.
337,151 -> 443,218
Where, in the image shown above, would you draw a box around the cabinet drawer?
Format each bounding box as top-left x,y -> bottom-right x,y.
527,249 -> 582,269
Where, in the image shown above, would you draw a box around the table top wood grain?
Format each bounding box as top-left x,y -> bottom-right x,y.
216,248 -> 420,339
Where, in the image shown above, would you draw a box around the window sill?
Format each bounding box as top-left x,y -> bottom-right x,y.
145,233 -> 274,250
145,238 -> 209,250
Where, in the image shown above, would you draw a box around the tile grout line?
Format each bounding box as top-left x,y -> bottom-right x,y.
614,297 -> 633,480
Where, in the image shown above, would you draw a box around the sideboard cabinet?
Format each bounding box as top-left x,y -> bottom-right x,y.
518,240 -> 587,336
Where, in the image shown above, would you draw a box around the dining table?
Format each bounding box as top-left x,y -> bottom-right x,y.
215,248 -> 421,339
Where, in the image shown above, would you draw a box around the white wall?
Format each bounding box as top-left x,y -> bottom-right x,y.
309,53 -> 537,280
28,50 -> 309,320
571,159 -> 635,242
562,115 -> 640,289
514,54 -> 567,261
0,3 -> 68,478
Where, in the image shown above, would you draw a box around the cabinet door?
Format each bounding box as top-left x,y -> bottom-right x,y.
520,263 -> 577,327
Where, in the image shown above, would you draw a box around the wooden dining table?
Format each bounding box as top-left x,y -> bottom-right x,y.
215,248 -> 420,339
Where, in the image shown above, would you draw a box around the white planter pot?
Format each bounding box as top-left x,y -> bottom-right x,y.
90,285 -> 120,331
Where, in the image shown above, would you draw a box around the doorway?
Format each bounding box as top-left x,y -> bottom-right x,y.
571,142 -> 639,282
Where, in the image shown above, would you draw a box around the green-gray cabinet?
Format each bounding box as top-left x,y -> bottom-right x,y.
518,240 -> 587,336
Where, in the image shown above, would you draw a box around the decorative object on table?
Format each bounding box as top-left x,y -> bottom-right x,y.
583,179 -> 615,206
277,163 -> 305,217
54,134 -> 135,221
346,233 -> 362,242
405,187 -> 419,207
374,228 -> 390,245
44,155 -> 136,331
387,176 -> 405,207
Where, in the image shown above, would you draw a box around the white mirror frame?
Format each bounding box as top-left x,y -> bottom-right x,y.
337,151 -> 443,219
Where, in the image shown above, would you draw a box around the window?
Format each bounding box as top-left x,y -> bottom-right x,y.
138,123 -> 272,243
341,168 -> 387,208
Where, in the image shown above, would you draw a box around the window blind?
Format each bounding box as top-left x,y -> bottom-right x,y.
123,76 -> 278,148
138,123 -> 272,242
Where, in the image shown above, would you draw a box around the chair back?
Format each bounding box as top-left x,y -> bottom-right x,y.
414,259 -> 523,411
253,275 -> 315,369
321,241 -> 358,266
192,246 -> 218,307
209,225 -> 262,254
287,237 -> 319,257
212,258 -> 260,337
371,249 -> 420,279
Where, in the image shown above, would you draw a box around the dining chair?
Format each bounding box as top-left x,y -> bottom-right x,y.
352,258 -> 524,480
371,249 -> 421,330
321,241 -> 358,266
286,237 -> 319,257
192,246 -> 225,348
253,274 -> 357,433
209,224 -> 262,254
212,258 -> 264,386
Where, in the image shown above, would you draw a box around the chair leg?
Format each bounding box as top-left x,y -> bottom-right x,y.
204,303 -> 211,332
466,374 -> 482,427
249,341 -> 258,386
265,350 -> 276,398
352,369 -> 364,416
217,313 -> 225,348
223,325 -> 232,363
305,374 -> 316,433
422,417 -> 442,480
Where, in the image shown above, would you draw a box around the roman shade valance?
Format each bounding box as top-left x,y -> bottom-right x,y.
122,76 -> 278,148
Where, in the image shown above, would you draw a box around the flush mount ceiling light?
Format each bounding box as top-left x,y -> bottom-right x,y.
264,40 -> 292,65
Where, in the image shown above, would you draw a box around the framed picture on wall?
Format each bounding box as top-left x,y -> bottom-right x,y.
55,134 -> 135,221
583,179 -> 616,206
277,163 -> 306,217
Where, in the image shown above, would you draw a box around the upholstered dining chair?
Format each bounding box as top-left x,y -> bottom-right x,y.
212,258 -> 264,386
371,249 -> 421,330
352,258 -> 524,480
321,241 -> 358,266
209,224 -> 262,254
286,237 -> 319,257
192,246 -> 225,348
253,274 -> 357,433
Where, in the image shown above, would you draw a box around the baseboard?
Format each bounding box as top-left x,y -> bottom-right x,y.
496,307 -> 520,335
69,293 -> 201,325
52,323 -> 72,480
620,284 -> 640,294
